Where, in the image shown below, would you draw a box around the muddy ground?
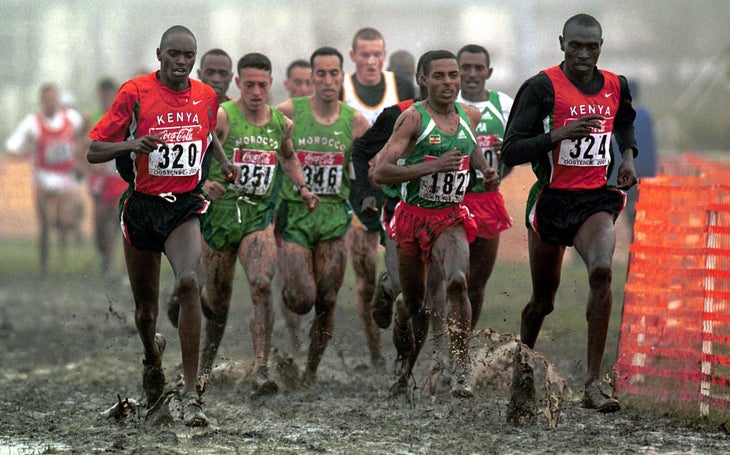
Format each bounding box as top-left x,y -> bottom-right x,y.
1,256 -> 729,455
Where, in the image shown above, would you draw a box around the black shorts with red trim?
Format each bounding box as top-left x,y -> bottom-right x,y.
120,189 -> 209,252
529,186 -> 625,246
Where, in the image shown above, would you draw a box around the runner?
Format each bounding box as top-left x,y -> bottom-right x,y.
275,47 -> 370,385
342,27 -> 416,368
197,48 -> 234,103
166,47 -> 233,325
5,83 -> 86,275
284,59 -> 313,98
86,77 -> 127,280
351,53 -> 449,392
502,13 -> 638,413
197,52 -> 318,397
373,50 -> 498,398
277,57 -> 315,350
87,25 -> 238,426
456,44 -> 514,329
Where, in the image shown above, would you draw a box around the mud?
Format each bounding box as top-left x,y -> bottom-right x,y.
1,272 -> 728,454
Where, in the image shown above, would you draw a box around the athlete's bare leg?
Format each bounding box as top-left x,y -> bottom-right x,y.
123,239 -> 164,404
467,236 -> 500,330
164,218 -> 204,399
305,237 -> 347,384
94,200 -> 121,278
279,240 -> 317,381
35,192 -> 51,275
573,211 -> 616,387
431,226 -> 472,396
347,225 -> 382,367
277,282 -> 302,351
280,236 -> 347,385
392,251 -> 428,393
239,225 -> 277,376
198,243 -> 237,376
520,228 -> 565,349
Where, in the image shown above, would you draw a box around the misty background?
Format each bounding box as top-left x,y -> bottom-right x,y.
1,0 -> 728,154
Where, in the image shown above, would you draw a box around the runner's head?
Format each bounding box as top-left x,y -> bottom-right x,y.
97,77 -> 119,112
420,50 -> 460,105
560,14 -> 603,81
284,59 -> 313,98
157,25 -> 197,90
310,47 -> 345,103
39,83 -> 60,117
457,44 -> 492,101
350,27 -> 386,86
236,53 -> 273,112
198,48 -> 233,102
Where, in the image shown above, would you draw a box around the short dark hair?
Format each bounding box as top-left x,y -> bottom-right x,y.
159,25 -> 195,48
351,27 -> 384,50
200,48 -> 231,68
286,59 -> 311,78
457,44 -> 490,67
237,52 -> 272,73
563,14 -> 602,37
420,50 -> 457,76
97,77 -> 118,92
310,47 -> 343,69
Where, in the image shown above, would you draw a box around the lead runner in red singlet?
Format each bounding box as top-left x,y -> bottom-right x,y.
88,25 -> 237,427
502,14 -> 638,413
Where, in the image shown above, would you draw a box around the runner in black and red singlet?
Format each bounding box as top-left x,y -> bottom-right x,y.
502,13 -> 638,413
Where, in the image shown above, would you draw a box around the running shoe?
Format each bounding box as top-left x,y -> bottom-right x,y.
182,395 -> 209,427
581,382 -> 621,413
142,333 -> 167,407
250,367 -> 279,398
450,372 -> 474,398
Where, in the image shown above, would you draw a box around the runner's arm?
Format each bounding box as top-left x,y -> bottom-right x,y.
87,135 -> 166,163
373,107 -> 463,185
279,115 -> 318,210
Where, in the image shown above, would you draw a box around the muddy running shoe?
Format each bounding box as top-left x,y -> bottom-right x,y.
166,295 -> 180,329
182,395 -> 209,427
389,375 -> 411,399
250,368 -> 279,398
142,333 -> 167,407
371,271 -> 395,329
581,382 -> 621,413
450,373 -> 474,398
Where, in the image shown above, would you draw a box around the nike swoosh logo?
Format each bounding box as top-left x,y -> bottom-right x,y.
604,93 -> 614,98
192,100 -> 202,105
266,128 -> 275,134
334,131 -> 343,135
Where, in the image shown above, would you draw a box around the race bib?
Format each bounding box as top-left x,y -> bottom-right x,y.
558,118 -> 611,167
147,126 -> 203,177
231,149 -> 277,195
43,140 -> 73,165
418,155 -> 470,203
296,150 -> 345,195
476,134 -> 499,175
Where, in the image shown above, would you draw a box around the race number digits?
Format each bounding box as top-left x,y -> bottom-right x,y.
419,155 -> 470,203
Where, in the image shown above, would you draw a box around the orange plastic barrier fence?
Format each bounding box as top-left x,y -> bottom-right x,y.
616,152 -> 730,416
